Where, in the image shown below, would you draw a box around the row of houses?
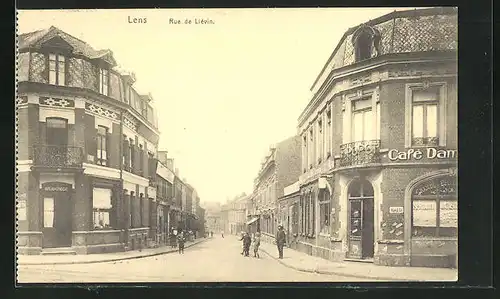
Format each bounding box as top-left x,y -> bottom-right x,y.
16,26 -> 205,254
220,194 -> 250,235
229,8 -> 458,269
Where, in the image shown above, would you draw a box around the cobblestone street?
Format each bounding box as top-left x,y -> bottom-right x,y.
17,237 -> 378,283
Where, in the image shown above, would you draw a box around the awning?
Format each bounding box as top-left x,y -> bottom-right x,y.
246,217 -> 259,225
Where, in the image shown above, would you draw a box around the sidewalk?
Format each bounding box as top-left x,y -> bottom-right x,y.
258,241 -> 457,282
18,237 -> 210,266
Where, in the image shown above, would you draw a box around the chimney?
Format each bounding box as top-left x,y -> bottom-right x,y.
175,168 -> 179,176
158,151 -> 168,165
166,158 -> 174,170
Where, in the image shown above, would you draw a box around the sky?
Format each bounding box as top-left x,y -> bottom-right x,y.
18,7 -> 415,203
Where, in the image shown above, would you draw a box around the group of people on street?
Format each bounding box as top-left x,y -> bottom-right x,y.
238,224 -> 287,259
240,231 -> 261,258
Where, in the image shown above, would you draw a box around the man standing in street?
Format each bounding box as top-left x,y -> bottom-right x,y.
276,224 -> 286,259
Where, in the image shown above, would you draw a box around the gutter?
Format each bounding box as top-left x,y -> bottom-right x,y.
119,109 -> 128,247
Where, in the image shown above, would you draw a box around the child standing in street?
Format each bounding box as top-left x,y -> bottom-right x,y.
177,231 -> 186,254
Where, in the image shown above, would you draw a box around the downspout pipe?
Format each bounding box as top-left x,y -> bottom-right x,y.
119,109 -> 128,248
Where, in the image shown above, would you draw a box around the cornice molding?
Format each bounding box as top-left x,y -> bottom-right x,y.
298,55 -> 457,129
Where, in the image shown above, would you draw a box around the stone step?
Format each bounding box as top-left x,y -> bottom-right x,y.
344,258 -> 374,263
41,247 -> 77,255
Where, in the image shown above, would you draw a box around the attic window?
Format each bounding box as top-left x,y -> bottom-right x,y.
354,31 -> 372,62
352,26 -> 381,63
48,53 -> 66,86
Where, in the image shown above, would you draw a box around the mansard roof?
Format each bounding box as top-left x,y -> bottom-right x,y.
310,7 -> 458,91
19,26 -> 117,67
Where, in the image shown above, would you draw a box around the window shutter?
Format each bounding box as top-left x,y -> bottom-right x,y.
106,131 -> 112,166
85,115 -> 97,161
133,136 -> 140,174
123,138 -> 129,169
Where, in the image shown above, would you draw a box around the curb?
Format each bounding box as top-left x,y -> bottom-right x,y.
18,238 -> 211,266
259,247 -> 415,282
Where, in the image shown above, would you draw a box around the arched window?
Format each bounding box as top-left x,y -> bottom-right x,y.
355,30 -> 373,61
411,174 -> 457,238
319,189 -> 331,234
352,25 -> 381,62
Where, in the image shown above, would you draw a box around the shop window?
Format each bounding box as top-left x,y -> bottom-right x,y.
405,82 -> 447,148
140,193 -> 144,227
319,190 -> 331,234
43,197 -> 54,228
93,188 -> 112,229
411,175 -> 457,238
129,192 -> 135,228
99,68 -> 109,96
48,53 -> 66,86
96,126 -> 108,166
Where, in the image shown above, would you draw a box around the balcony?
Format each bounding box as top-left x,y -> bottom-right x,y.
339,140 -> 381,167
33,145 -> 84,169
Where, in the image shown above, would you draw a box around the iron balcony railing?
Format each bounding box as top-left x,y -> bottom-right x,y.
339,139 -> 381,167
33,145 -> 84,168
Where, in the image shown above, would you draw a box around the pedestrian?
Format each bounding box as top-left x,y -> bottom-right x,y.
240,232 -> 251,256
221,231 -> 224,238
210,231 -> 213,238
177,231 -> 186,254
239,232 -> 246,255
276,224 -> 286,259
252,232 -> 261,258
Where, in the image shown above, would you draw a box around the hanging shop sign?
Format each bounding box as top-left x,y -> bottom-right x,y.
388,148 -> 457,161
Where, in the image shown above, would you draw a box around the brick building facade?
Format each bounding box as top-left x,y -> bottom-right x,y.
16,26 -> 161,254
292,8 -> 458,268
251,135 -> 302,243
16,26 -> 202,254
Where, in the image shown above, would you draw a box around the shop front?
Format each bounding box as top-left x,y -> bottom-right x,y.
405,169 -> 458,268
40,182 -> 73,248
334,165 -> 457,268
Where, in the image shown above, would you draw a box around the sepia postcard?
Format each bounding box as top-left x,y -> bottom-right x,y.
15,7 -> 458,284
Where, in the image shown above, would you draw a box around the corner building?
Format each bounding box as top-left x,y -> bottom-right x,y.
17,27 -> 161,254
294,8 -> 457,268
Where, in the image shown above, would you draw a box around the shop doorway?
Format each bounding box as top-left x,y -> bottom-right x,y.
41,182 -> 73,248
347,178 -> 375,260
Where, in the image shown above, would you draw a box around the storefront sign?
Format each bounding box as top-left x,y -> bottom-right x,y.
43,186 -> 69,192
412,200 -> 436,227
439,200 -> 458,228
389,206 -> 403,214
388,148 -> 457,161
156,162 -> 175,183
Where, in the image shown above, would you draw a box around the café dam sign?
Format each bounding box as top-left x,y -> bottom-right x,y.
388,147 -> 457,161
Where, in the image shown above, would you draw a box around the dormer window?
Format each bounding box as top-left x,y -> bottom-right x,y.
48,53 -> 66,86
352,25 -> 381,63
354,31 -> 372,61
99,68 -> 109,96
